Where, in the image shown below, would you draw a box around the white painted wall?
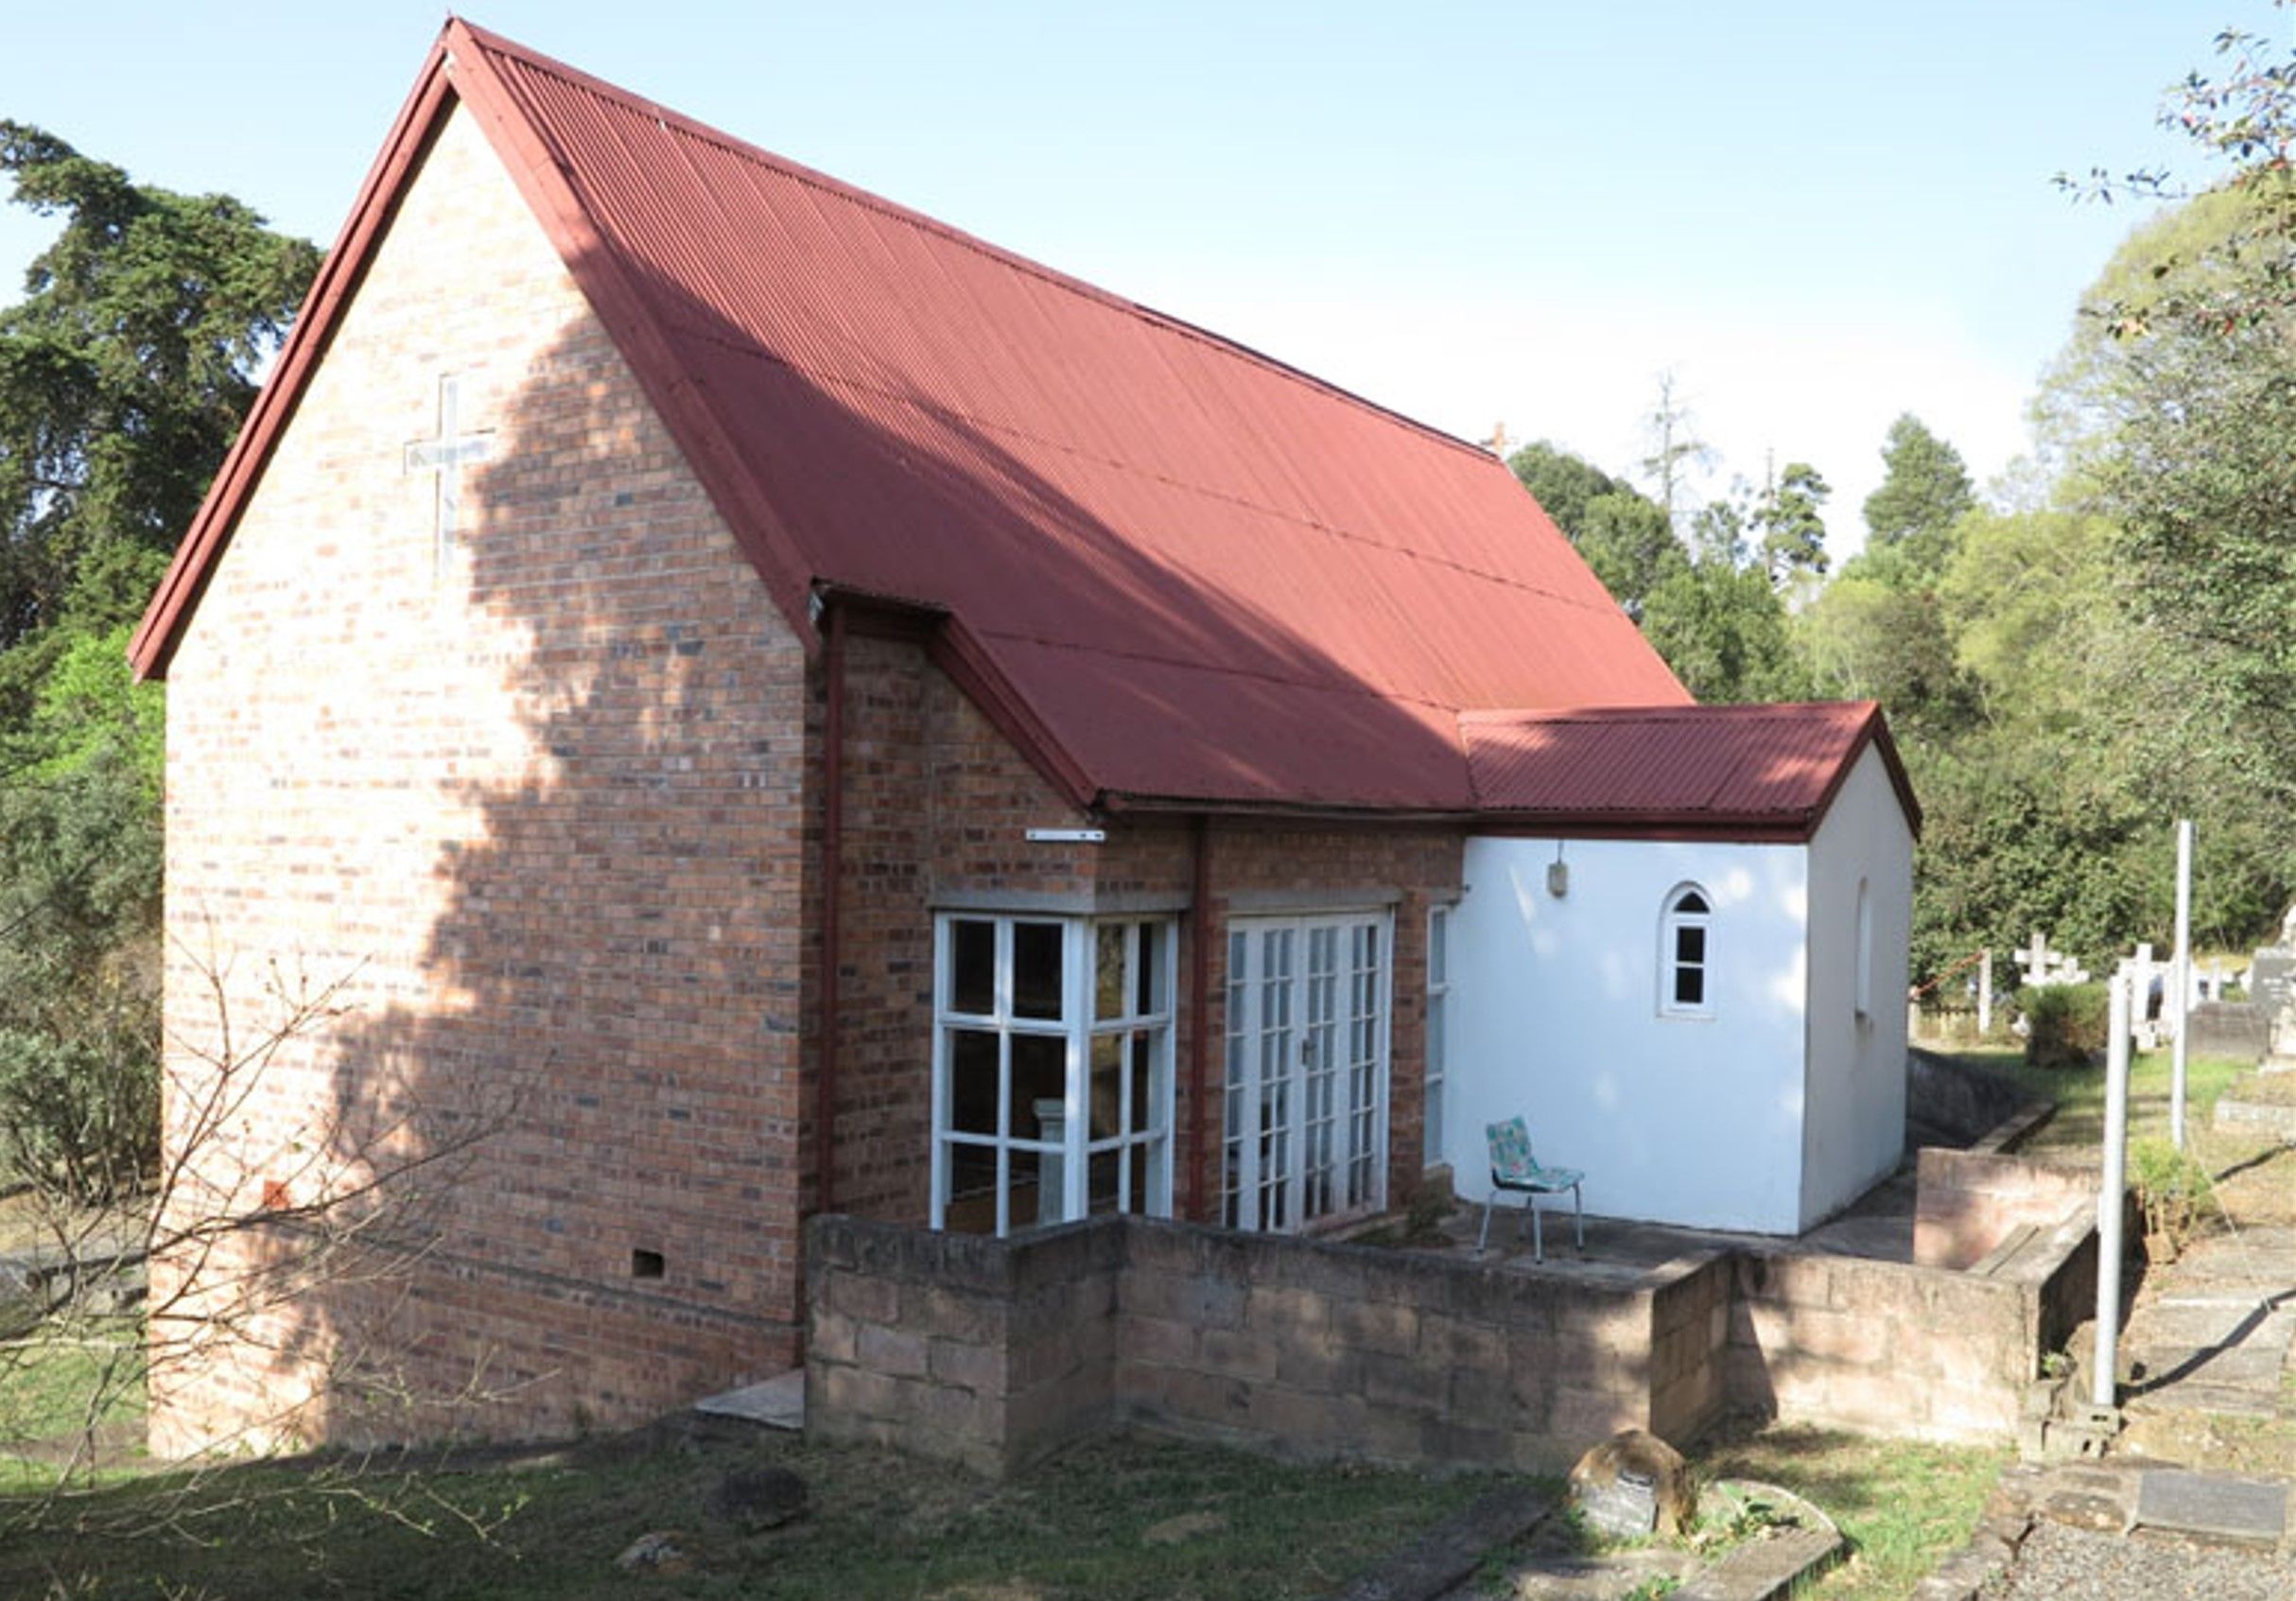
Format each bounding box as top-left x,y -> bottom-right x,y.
1799,745 -> 1915,1227
1446,836 -> 1811,1234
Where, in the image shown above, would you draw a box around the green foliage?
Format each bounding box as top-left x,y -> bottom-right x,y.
1860,413 -> 1975,582
0,122 -> 319,646
1797,576 -> 1972,740
1751,461 -> 1830,588
0,1025 -> 155,1204
2130,1136 -> 2217,1259
2017,983 -> 2110,1071
1508,441 -> 1685,616
0,129 -> 311,1204
1640,557 -> 1807,703
1508,439 -> 1631,536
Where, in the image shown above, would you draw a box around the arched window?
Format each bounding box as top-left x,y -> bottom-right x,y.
1661,885 -> 1713,1017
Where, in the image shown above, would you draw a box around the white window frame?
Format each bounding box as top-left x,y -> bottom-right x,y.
1659,883 -> 1713,1018
930,913 -> 1175,1238
1424,904 -> 1452,1167
1221,910 -> 1393,1233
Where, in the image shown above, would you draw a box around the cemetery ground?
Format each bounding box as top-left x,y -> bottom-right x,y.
0,1357 -> 2007,1601
1,1046 -> 2279,1599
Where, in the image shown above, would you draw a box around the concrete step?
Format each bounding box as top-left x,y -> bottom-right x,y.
692,1368 -> 804,1431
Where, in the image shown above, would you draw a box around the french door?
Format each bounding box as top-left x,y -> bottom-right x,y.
1222,913 -> 1391,1232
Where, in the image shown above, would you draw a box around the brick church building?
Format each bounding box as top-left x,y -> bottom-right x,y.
130,22 -> 1916,1453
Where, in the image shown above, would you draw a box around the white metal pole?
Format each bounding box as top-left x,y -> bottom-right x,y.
1977,949 -> 1992,1036
2094,971 -> 2132,1412
2171,818 -> 2194,1150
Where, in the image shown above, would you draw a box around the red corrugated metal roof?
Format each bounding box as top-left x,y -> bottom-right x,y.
134,24 -> 1910,829
1461,702 -> 1920,839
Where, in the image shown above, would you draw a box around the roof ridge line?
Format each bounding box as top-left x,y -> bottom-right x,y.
455,21 -> 1498,465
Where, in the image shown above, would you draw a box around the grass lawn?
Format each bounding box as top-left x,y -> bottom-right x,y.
1949,1047 -> 2253,1155
1689,1422 -> 2006,1601
0,1419 -> 1507,1601
0,1418 -> 2010,1601
0,1323 -> 147,1492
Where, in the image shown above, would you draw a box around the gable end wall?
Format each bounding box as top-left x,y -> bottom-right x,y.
151,100 -> 809,1453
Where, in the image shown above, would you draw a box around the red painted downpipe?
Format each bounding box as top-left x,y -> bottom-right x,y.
1186,813 -> 1212,1222
816,601 -> 846,1217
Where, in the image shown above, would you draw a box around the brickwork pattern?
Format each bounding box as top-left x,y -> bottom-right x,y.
154,102 -> 808,1453
823,638 -> 1465,1233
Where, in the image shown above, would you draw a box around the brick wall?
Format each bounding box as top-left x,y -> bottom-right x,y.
824,637 -> 1466,1236
153,101 -> 808,1453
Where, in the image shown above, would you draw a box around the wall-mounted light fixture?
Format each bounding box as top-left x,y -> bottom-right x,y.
1026,827 -> 1107,844
1546,841 -> 1570,898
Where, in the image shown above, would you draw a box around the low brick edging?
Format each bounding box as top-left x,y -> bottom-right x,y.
808,1179 -> 2107,1476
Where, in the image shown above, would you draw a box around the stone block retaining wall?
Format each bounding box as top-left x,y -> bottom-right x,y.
1912,1148 -> 2096,1271
809,1189 -> 2099,1475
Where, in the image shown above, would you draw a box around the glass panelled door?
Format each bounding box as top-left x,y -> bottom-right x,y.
1223,913 -> 1390,1231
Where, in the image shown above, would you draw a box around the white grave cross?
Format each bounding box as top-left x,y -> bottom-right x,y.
2014,931 -> 2088,989
404,374 -> 494,569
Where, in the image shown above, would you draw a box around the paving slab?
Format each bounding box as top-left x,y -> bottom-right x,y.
2132,1469 -> 2289,1550
692,1368 -> 804,1430
1329,1483 -> 1553,1601
2131,1342 -> 2290,1392
1677,1523 -> 1840,1600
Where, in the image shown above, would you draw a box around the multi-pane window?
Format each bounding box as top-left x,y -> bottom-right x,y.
932,914 -> 1174,1237
1660,885 -> 1712,1017
1424,905 -> 1451,1166
1088,919 -> 1174,1218
1222,913 -> 1390,1232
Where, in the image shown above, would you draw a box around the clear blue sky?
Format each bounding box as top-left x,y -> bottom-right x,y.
0,2 -> 2271,555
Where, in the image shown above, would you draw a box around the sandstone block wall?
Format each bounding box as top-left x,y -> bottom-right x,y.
809,1198 -> 2104,1475
1912,1148 -> 2096,1270
805,1216 -> 1122,1474
808,1214 -> 1730,1475
1728,1249 -> 2037,1440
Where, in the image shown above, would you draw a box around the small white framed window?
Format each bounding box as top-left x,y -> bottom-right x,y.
931,913 -> 1174,1237
1424,905 -> 1451,1166
1660,884 -> 1713,1017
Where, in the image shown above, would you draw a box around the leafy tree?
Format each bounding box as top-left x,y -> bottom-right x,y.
1507,439 -> 1626,536
1797,576 -> 1971,740
0,129 -> 317,1200
1751,460 -> 1830,588
1641,556 -> 1806,704
1859,414 -> 1975,583
0,121 -> 320,645
1506,440 -> 1684,617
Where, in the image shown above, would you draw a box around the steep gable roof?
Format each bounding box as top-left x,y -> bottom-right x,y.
1461,701 -> 1921,840
132,22 -> 1697,811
